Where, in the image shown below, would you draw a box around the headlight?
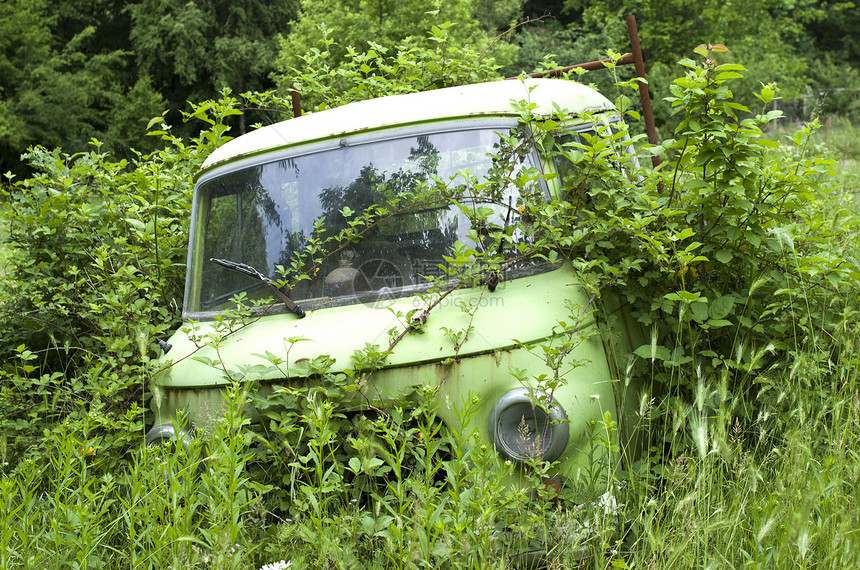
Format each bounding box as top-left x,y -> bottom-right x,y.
145,422 -> 194,451
489,388 -> 569,463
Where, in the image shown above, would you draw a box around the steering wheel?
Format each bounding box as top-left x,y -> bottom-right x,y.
356,258 -> 407,290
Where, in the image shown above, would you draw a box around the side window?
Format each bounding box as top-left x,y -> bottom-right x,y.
552,129 -> 597,198
551,123 -> 636,201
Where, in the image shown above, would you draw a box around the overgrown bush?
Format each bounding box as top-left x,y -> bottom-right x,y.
530,45 -> 860,566
0,94 -> 240,469
545,44 -> 860,451
267,21 -> 501,115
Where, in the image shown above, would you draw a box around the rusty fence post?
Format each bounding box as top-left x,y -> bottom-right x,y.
290,85 -> 302,118
626,15 -> 660,167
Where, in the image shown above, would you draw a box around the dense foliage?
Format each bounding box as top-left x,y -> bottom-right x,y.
515,0 -> 860,123
1,34 -> 859,567
3,0 -> 860,175
0,97 -> 238,468
271,20 -> 502,114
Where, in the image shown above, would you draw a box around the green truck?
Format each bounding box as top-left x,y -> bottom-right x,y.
149,78 -> 642,483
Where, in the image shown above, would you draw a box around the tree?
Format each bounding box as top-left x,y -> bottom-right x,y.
0,0 -> 53,174
0,0 -> 164,175
270,21 -> 503,115
507,0 -> 860,126
277,0 -> 524,75
128,0 -> 299,131
802,1 -> 860,117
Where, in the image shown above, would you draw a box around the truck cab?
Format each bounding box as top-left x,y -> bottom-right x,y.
149,78 -> 642,480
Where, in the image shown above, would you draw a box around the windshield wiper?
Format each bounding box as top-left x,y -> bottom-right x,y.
483,197 -> 514,293
210,258 -> 306,318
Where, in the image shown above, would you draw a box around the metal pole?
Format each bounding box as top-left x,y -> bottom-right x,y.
626,15 -> 661,167
290,85 -> 302,118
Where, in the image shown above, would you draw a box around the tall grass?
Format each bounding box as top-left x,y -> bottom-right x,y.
622,311 -> 860,567
613,119 -> 860,564
1,327 -> 856,568
0,383 -> 623,568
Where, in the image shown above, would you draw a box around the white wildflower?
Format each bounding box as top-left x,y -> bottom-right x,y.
260,560 -> 292,570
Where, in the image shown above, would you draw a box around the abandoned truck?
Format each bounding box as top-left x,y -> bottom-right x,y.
148,78 -> 643,482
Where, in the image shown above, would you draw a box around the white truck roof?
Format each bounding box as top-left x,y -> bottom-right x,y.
200,78 -> 615,173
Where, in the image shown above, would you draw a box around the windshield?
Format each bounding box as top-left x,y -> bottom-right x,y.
187,124 -> 551,316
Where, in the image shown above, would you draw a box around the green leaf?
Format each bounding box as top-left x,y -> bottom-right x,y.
709,295 -> 735,320
667,290 -> 704,303
666,346 -> 692,366
690,301 -> 709,323
715,63 -> 746,72
146,115 -> 165,131
716,71 -> 744,81
634,344 -> 671,362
